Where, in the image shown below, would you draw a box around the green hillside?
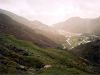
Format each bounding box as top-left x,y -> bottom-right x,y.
0,34 -> 94,75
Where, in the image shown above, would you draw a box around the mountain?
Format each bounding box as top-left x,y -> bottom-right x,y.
71,39 -> 100,73
31,20 -> 66,45
71,39 -> 100,64
53,17 -> 100,35
0,9 -> 100,75
0,9 -> 66,48
0,9 -> 60,48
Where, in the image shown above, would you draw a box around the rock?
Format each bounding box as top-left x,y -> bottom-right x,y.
44,65 -> 52,68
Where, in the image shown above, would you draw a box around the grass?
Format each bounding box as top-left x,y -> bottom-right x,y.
0,34 -> 94,75
37,67 -> 93,75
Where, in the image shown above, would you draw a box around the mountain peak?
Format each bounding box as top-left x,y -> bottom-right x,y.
0,9 -> 6,13
32,20 -> 49,28
33,20 -> 44,25
68,17 -> 81,19
66,17 -> 82,21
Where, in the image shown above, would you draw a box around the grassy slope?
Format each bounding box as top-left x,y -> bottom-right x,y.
0,34 -> 94,75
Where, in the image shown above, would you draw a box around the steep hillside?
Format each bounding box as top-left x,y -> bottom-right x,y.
0,34 -> 94,75
31,20 -> 66,45
0,13 -> 58,48
71,39 -> 100,73
0,9 -> 66,46
71,39 -> 100,64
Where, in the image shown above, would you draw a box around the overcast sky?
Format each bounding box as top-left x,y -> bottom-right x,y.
0,0 -> 100,25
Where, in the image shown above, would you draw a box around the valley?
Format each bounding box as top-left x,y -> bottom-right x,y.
0,9 -> 100,75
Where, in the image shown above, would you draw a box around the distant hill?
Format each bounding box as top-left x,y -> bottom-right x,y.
53,17 -> 100,35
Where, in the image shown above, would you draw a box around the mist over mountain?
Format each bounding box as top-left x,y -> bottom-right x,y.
1,9 -> 67,47
0,9 -> 60,48
1,9 -> 100,75
53,17 -> 100,35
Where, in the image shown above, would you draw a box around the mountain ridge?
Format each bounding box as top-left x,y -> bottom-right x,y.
0,9 -> 67,48
0,11 -> 58,48
53,16 -> 100,35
